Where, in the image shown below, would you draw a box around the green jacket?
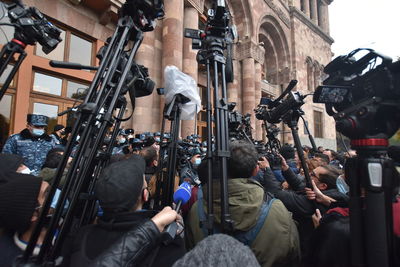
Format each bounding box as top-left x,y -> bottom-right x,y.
38,167 -> 68,189
186,178 -> 301,267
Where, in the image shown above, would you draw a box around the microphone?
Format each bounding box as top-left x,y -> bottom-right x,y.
49,60 -> 98,70
163,182 -> 191,244
173,181 -> 192,211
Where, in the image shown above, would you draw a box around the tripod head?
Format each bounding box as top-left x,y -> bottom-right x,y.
4,1 -> 62,53
120,0 -> 164,32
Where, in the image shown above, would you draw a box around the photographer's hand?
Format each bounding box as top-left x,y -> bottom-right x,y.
279,154 -> 289,171
151,206 -> 179,232
312,209 -> 322,228
305,180 -> 336,206
258,156 -> 270,169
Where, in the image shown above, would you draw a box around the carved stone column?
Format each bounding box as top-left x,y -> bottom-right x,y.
161,0 -> 184,132
321,1 -> 330,33
303,0 -> 310,17
255,62 -> 262,140
227,59 -> 239,105
151,20 -> 163,131
181,6 -> 199,138
310,0 -> 318,24
242,58 -> 256,136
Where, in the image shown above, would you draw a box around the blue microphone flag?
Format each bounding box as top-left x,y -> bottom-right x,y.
173,182 -> 191,205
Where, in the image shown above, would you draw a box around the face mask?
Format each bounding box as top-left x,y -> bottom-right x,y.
155,137 -> 160,142
19,167 -> 31,174
128,135 -> 134,139
202,148 -> 207,153
119,138 -> 126,144
194,158 -> 201,166
32,128 -> 45,136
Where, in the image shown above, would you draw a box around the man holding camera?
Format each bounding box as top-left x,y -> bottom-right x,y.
187,141 -> 300,267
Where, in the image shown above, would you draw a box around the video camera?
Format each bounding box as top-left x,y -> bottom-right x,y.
313,48 -> 400,140
255,80 -> 305,124
227,102 -> 252,140
120,0 -> 164,32
4,1 -> 62,53
184,0 -> 236,82
313,49 -> 400,266
255,142 -> 281,170
97,45 -> 155,99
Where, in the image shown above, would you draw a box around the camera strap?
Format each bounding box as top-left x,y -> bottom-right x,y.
197,189 -> 275,246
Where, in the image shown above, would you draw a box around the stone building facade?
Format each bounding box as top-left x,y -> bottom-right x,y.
0,0 -> 336,149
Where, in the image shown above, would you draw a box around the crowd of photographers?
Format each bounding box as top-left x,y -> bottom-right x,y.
0,114 -> 399,267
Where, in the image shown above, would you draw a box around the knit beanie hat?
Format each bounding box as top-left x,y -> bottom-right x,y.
0,153 -> 24,172
0,172 -> 42,232
172,234 -> 260,267
95,154 -> 146,214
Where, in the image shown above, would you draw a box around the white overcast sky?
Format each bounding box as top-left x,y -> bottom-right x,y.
330,0 -> 400,60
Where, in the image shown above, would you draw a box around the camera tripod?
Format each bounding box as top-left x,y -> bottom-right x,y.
17,1 -> 163,265
347,139 -> 397,267
160,93 -> 190,207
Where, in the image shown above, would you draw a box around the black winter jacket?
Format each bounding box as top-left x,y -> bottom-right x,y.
89,220 -> 161,267
262,167 -> 349,256
62,211 -> 185,267
263,167 -> 349,217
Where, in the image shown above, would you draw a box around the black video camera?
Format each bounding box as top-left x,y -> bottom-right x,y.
313,49 -> 400,140
5,1 -> 62,53
255,143 -> 281,170
120,0 -> 164,32
255,80 -> 305,124
184,0 -> 236,82
97,44 -> 155,98
227,102 -> 253,140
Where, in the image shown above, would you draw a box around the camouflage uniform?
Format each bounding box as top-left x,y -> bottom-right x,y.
2,129 -> 55,176
2,114 -> 55,176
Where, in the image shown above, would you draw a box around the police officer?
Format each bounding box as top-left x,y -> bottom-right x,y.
50,124 -> 65,147
2,114 -> 55,176
112,129 -> 129,155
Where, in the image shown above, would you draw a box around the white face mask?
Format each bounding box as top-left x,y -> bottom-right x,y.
32,128 -> 45,136
19,167 -> 31,174
119,138 -> 126,144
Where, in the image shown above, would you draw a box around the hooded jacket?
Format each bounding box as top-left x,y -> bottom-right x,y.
2,129 -> 55,176
186,178 -> 301,267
